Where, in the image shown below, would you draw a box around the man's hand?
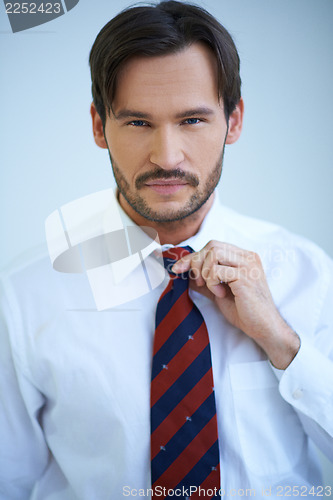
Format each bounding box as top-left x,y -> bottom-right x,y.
172,241 -> 300,370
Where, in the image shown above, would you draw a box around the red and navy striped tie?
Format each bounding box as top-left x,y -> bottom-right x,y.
151,246 -> 221,499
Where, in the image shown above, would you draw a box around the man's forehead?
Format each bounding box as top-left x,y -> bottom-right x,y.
117,41 -> 216,73
112,43 -> 220,114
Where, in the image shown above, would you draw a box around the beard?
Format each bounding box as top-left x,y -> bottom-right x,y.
108,146 -> 225,224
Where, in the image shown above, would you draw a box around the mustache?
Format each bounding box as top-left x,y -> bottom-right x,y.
135,168 -> 199,189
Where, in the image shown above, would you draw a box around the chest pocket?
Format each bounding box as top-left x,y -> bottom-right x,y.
229,360 -> 307,478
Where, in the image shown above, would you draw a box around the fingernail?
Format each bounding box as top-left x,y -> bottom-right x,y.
172,261 -> 182,272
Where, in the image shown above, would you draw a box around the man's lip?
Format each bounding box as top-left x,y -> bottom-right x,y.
144,179 -> 188,186
143,180 -> 189,195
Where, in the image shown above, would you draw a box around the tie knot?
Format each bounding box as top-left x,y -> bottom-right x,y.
162,246 -> 193,277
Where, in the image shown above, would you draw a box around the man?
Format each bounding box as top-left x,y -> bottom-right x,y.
0,1 -> 332,499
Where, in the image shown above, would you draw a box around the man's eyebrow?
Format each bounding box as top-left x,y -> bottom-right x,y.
114,107 -> 215,121
114,110 -> 153,121
174,107 -> 215,119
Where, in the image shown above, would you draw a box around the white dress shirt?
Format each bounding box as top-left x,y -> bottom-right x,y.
0,191 -> 333,499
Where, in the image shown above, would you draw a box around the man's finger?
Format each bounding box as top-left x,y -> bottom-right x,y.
205,265 -> 241,296
171,252 -> 200,273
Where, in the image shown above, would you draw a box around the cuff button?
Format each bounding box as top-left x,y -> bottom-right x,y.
292,388 -> 303,400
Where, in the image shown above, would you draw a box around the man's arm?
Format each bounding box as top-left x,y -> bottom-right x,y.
0,279 -> 49,499
172,240 -> 300,369
172,240 -> 333,455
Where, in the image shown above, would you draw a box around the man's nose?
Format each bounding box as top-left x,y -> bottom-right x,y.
149,126 -> 185,170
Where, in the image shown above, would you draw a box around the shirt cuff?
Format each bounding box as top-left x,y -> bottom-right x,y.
271,336 -> 333,436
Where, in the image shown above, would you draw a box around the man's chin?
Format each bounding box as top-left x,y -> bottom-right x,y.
118,187 -> 215,224
132,200 -> 209,223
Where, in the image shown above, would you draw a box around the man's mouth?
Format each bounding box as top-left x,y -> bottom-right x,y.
144,179 -> 188,194
135,169 -> 199,190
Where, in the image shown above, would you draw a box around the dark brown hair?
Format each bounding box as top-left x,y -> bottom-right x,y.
89,0 -> 241,125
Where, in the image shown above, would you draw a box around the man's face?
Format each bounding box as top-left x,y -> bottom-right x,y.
95,43 -> 239,223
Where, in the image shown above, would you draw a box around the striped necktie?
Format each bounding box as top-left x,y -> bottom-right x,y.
151,246 -> 221,499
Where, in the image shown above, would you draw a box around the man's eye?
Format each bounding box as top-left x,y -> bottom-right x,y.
184,118 -> 201,125
129,120 -> 147,127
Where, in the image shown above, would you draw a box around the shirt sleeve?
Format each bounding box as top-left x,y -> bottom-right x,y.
272,255 -> 333,462
0,278 -> 49,499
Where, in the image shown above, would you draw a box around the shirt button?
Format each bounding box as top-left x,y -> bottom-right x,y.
292,388 -> 303,400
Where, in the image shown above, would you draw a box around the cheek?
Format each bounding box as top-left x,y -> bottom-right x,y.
187,129 -> 225,168
108,132 -> 149,179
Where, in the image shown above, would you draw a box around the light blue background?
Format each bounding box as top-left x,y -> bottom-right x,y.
1,0 -> 333,269
1,0 -> 332,488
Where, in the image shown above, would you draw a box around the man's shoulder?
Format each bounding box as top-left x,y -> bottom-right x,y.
220,204 -> 286,239
217,202 -> 331,265
0,244 -> 92,317
1,245 -> 52,300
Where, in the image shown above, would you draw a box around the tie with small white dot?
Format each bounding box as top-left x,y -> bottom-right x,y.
150,246 -> 221,499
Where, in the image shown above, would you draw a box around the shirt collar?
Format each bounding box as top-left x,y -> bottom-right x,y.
105,189 -> 224,283
177,191 -> 225,251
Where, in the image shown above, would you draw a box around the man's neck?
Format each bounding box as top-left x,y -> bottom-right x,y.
118,193 -> 215,245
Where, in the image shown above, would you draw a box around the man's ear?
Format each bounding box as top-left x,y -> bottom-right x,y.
90,103 -> 108,149
225,97 -> 244,144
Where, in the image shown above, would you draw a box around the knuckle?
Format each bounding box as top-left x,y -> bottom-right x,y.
191,253 -> 201,266
201,265 -> 211,280
253,252 -> 262,264
206,239 -> 220,250
192,250 -> 203,266
188,266 -> 200,281
255,252 -> 262,264
213,264 -> 221,277
206,266 -> 217,283
246,251 -> 261,264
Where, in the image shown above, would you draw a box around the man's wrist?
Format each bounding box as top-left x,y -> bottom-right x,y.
258,320 -> 301,370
